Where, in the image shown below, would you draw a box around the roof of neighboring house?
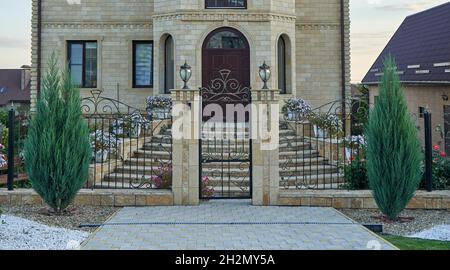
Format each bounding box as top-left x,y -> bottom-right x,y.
0,69 -> 31,106
362,2 -> 450,85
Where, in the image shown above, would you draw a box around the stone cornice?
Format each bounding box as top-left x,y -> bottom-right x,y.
42,21 -> 152,29
153,11 -> 297,23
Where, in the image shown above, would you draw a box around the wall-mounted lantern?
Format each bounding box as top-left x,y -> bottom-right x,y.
180,61 -> 192,90
259,61 -> 271,90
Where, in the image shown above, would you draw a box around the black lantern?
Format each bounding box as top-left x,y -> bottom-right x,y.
259,61 -> 271,90
442,93 -> 449,101
180,61 -> 192,90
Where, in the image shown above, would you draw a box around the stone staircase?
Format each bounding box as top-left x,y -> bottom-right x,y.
96,126 -> 173,189
200,122 -> 252,198
279,121 -> 343,189
95,121 -> 343,192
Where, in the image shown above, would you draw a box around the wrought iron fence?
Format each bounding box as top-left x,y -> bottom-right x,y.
279,98 -> 369,190
0,109 -> 30,189
82,90 -> 172,190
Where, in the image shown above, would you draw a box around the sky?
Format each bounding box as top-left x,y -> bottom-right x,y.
0,0 -> 449,83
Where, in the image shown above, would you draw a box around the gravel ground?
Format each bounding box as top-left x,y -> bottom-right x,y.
340,209 -> 450,236
410,225 -> 450,241
1,206 -> 118,232
0,215 -> 89,250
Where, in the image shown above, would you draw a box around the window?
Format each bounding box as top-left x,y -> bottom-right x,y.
67,41 -> 97,88
164,36 -> 174,94
206,0 -> 246,9
278,37 -> 286,94
418,107 -> 425,118
133,41 -> 153,88
206,31 -> 247,49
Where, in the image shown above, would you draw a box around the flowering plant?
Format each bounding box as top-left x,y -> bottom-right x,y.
308,112 -> 343,136
0,143 -> 6,168
282,98 -> 312,120
146,96 -> 172,109
151,164 -> 172,189
89,130 -> 117,153
201,176 -> 215,198
343,135 -> 366,149
128,112 -> 151,129
421,145 -> 450,189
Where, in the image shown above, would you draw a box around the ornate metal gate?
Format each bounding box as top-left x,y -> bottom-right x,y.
199,69 -> 252,199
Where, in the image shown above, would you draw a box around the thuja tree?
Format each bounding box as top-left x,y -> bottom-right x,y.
365,56 -> 423,221
24,54 -> 91,213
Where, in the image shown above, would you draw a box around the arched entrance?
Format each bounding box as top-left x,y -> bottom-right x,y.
201,27 -> 251,122
200,27 -> 252,200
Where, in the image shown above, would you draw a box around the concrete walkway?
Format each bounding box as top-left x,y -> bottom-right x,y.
82,200 -> 396,250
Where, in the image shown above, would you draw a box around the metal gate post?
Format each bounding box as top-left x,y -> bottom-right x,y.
251,89 -> 280,206
171,89 -> 201,205
424,110 -> 433,192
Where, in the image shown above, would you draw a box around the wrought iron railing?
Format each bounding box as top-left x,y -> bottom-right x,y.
82,90 -> 172,190
279,98 -> 369,190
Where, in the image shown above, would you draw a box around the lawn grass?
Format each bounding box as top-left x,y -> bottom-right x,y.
381,234 -> 450,250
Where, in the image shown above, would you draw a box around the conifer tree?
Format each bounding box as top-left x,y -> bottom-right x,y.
24,54 -> 91,213
365,56 -> 423,221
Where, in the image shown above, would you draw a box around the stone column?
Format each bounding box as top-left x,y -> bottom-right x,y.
251,89 -> 280,206
171,89 -> 201,205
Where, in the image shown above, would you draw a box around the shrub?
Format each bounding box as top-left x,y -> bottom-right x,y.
23,54 -> 92,214
365,56 -> 423,221
342,157 -> 369,190
341,136 -> 368,190
420,146 -> 450,189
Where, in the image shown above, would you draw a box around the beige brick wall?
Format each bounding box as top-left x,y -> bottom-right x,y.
295,0 -> 350,108
31,0 -> 350,111
369,85 -> 450,147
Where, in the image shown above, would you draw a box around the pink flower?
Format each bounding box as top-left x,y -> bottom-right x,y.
0,144 -> 4,150
433,145 -> 440,151
440,152 -> 447,158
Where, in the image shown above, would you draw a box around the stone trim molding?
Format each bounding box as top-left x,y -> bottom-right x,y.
42,22 -> 152,29
279,190 -> 450,210
0,189 -> 173,207
153,12 -> 296,23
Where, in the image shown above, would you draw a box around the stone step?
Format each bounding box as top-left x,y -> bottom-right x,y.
279,157 -> 330,166
133,150 -> 171,158
115,165 -> 170,175
279,150 -> 320,158
125,158 -> 171,166
279,173 -> 344,187
102,172 -> 158,184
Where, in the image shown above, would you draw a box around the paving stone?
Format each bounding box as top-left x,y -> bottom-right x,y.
82,200 -> 396,250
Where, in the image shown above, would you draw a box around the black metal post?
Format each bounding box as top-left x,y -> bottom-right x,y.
424,110 -> 433,192
7,108 -> 15,191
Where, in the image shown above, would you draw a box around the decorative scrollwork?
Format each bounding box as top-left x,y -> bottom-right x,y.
200,69 -> 251,103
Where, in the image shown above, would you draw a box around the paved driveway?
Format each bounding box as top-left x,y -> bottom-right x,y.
82,200 -> 396,250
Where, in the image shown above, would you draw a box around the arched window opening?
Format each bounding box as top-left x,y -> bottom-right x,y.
278,36 -> 287,94
164,35 -> 174,94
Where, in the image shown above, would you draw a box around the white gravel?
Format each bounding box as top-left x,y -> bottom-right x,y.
409,225 -> 450,242
0,214 -> 89,250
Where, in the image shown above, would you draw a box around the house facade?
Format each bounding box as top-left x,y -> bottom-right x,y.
30,0 -> 350,111
362,2 -> 450,155
0,66 -> 31,111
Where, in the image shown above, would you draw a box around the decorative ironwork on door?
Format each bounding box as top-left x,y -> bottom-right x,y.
200,69 -> 252,199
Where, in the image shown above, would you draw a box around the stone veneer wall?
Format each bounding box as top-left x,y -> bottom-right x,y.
31,0 -> 350,112
369,84 -> 450,147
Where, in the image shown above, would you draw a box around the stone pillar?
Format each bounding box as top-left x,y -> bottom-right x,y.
171,89 -> 201,205
251,89 -> 280,206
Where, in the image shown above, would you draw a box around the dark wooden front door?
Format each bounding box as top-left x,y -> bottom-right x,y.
445,105 -> 450,156
201,27 -> 250,122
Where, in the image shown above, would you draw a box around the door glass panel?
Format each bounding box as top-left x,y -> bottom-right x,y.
206,31 -> 247,49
